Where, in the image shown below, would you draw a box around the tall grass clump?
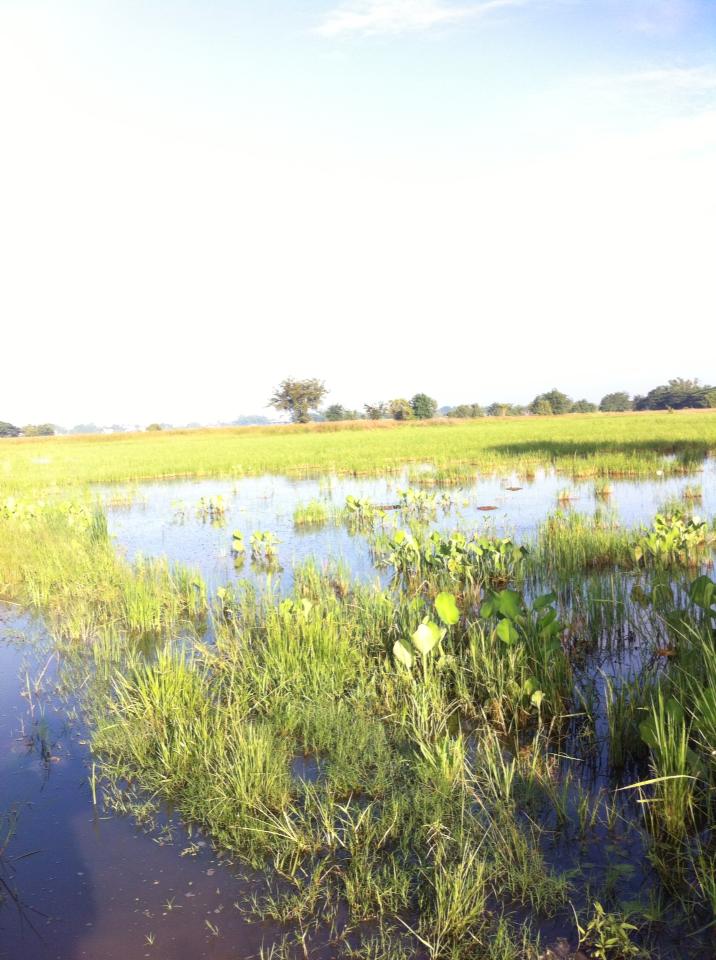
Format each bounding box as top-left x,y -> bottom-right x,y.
293,500 -> 329,527
533,510 -> 635,577
0,497 -> 207,641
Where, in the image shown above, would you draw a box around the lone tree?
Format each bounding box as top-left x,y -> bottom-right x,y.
410,393 -> 438,419
270,378 -> 327,424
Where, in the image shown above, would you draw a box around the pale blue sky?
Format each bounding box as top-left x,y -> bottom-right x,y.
1,1 -> 714,424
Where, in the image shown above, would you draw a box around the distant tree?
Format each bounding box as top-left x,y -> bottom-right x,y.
571,400 -> 597,413
146,423 -> 163,431
487,402 -> 511,417
411,393 -> 438,419
448,404 -> 485,418
633,378 -> 713,411
0,421 -> 20,437
531,399 -> 553,416
599,392 -> 632,412
388,398 -> 413,421
22,423 -> 55,436
706,389 -> 716,409
364,402 -> 388,420
270,378 -> 327,424
529,389 -> 572,415
324,404 -> 360,422
70,423 -> 101,434
231,415 -> 273,426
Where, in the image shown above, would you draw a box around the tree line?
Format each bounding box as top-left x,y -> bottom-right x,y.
2,379 -> 714,437
268,377 -> 716,423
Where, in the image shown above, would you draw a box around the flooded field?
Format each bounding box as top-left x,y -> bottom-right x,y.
1,459 -> 715,960
103,461 -> 716,592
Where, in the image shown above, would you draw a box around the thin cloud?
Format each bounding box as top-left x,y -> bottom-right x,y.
581,65 -> 716,101
316,0 -> 528,38
614,66 -> 716,92
624,0 -> 696,35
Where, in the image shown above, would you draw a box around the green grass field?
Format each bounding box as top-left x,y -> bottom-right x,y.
2,409 -> 715,494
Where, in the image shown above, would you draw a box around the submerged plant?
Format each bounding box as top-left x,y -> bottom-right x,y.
343,496 -> 386,529
250,531 -> 281,566
196,495 -> 227,525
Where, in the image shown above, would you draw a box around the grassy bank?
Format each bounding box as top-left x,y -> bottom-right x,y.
2,410 -> 716,494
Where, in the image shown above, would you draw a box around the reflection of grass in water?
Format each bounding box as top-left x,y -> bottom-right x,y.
0,809 -> 18,910
0,808 -> 41,930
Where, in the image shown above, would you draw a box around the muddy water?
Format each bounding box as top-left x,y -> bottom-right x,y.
1,464 -> 715,959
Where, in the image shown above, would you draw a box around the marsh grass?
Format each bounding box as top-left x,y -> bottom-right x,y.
0,499 -> 207,640
2,422 -> 716,956
293,500 -> 330,527
533,510 -> 635,577
2,410 -> 714,495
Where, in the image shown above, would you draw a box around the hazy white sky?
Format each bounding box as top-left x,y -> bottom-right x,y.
1,0 -> 714,426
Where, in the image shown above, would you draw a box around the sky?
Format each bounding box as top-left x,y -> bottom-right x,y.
1,0 -> 715,426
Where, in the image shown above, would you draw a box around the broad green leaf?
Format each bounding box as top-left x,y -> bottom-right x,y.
411,621 -> 444,656
496,618 -> 518,645
494,589 -> 522,621
537,608 -> 557,631
533,592 -> 557,611
435,592 -> 460,626
393,639 -> 414,669
639,720 -> 657,750
530,690 -> 544,709
479,598 -> 495,619
690,575 -> 715,612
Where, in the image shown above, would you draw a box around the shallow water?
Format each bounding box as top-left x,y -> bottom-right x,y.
2,464 -> 715,959
0,609 -> 296,960
103,461 -> 716,594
